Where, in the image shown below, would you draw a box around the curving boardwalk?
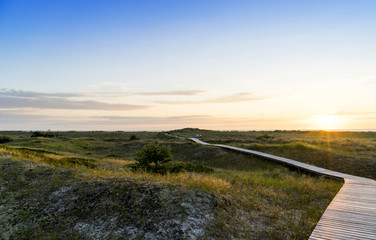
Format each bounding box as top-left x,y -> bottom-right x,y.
189,138 -> 376,239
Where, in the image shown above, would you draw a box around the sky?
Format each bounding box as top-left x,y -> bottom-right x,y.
0,0 -> 375,131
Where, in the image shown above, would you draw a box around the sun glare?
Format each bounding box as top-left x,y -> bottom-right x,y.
313,114 -> 342,130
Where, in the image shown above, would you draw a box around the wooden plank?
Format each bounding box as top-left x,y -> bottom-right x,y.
316,218 -> 376,229
312,225 -> 376,239
319,214 -> 376,224
316,221 -> 376,232
189,138 -> 376,240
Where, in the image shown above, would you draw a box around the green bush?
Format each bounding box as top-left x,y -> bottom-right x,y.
0,136 -> 13,144
31,131 -> 55,138
129,135 -> 139,141
131,142 -> 173,174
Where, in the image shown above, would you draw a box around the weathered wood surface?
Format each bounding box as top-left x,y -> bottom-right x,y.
189,138 -> 376,239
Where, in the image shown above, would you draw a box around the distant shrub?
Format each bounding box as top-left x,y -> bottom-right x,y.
129,135 -> 139,141
131,142 -> 173,174
0,136 -> 13,144
165,161 -> 214,174
31,131 -> 55,138
256,134 -> 274,141
129,141 -> 214,174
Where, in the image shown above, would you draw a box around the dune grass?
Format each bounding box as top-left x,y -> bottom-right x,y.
0,130 -> 343,239
169,128 -> 376,179
0,145 -> 96,169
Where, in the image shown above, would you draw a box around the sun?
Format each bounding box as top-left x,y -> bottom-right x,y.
313,114 -> 341,130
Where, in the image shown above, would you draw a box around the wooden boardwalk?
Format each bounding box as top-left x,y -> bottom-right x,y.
189,138 -> 376,239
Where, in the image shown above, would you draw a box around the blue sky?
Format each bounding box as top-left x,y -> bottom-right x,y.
1,0 -> 375,130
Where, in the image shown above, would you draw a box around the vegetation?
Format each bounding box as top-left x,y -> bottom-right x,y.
0,145 -> 96,169
169,128 -> 376,179
30,131 -> 56,138
132,141 -> 173,174
0,130 -> 343,239
0,158 -> 216,239
164,161 -> 214,173
0,136 -> 12,144
129,134 -> 139,141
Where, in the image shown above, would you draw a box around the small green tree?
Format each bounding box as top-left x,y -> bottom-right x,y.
134,142 -> 173,173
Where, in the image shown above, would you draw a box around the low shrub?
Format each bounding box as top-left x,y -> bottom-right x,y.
129,162 -> 168,174
0,136 -> 13,144
31,131 -> 56,138
129,135 -> 139,141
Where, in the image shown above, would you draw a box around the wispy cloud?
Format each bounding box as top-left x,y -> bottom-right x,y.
0,89 -> 81,98
0,112 -> 220,130
155,92 -> 264,104
79,90 -> 205,98
94,115 -> 218,125
136,90 -> 205,96
0,89 -> 205,99
206,92 -> 263,103
334,111 -> 376,116
0,88 -> 215,111
0,97 -> 148,111
0,88 -> 208,111
0,89 -> 148,111
0,111 -> 291,131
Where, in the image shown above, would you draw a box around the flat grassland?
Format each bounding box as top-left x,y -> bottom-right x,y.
0,130 -> 344,239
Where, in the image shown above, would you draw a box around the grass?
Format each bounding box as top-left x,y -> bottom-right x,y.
169,128 -> 376,179
0,145 -> 96,169
0,130 -> 343,239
